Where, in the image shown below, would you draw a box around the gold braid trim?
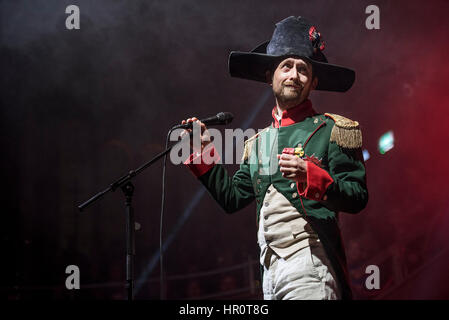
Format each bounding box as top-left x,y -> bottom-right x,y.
242,127 -> 269,162
325,113 -> 362,149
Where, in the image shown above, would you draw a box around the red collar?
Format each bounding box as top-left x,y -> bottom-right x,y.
271,99 -> 317,128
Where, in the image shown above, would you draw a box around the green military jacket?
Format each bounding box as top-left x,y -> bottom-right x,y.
187,99 -> 368,299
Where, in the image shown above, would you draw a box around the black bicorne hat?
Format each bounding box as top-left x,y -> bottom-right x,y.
228,16 -> 355,92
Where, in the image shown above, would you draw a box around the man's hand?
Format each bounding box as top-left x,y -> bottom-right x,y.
278,153 -> 308,183
179,117 -> 211,153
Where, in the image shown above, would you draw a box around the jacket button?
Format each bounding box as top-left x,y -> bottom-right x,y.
264,202 -> 269,207
292,192 -> 298,198
290,183 -> 295,188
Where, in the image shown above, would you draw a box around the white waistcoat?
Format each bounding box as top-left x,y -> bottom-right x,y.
258,184 -> 320,267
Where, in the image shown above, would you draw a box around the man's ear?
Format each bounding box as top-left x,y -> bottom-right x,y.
265,70 -> 272,85
311,76 -> 318,90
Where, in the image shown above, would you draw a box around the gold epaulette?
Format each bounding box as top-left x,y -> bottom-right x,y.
325,113 -> 362,149
242,127 -> 270,162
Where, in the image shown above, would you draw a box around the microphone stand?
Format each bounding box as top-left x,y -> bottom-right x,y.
78,130 -> 193,300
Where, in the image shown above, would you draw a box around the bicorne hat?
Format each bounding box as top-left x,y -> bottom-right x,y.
228,16 -> 355,92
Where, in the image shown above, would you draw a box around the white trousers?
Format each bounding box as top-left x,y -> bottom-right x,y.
262,244 -> 341,300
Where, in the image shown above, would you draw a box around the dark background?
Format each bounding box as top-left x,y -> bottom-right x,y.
1,0 -> 449,299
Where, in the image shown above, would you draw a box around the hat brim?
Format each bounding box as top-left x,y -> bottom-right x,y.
228,49 -> 355,92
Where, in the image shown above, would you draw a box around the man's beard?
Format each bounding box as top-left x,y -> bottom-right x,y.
277,85 -> 304,103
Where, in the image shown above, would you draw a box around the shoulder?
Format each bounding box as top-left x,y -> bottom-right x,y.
323,113 -> 362,149
324,113 -> 360,129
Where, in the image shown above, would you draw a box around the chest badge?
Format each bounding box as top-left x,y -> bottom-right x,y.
295,146 -> 305,157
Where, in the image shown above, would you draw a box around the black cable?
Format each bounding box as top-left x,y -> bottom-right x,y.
160,128 -> 173,300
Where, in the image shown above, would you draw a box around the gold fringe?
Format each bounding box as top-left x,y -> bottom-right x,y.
325,113 -> 362,149
242,139 -> 255,162
242,127 -> 269,162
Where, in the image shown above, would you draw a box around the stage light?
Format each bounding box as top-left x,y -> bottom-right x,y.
363,149 -> 370,161
378,131 -> 394,154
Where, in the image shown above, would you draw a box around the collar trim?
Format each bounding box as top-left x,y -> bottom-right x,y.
271,99 -> 317,128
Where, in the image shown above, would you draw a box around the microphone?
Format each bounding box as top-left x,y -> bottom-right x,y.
172,112 -> 234,130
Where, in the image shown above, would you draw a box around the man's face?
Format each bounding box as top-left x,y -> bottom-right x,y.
269,57 -> 317,108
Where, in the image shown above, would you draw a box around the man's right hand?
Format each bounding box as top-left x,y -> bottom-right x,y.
179,117 -> 211,153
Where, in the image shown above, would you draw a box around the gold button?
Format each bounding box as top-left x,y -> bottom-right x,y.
314,118 -> 318,124
290,183 -> 295,188
292,192 -> 298,198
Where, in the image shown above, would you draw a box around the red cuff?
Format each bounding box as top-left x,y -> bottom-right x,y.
297,161 -> 333,201
184,144 -> 220,177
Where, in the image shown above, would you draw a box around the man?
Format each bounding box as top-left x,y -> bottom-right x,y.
180,16 -> 368,300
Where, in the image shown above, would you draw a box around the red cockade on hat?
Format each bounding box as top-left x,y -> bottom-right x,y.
308,26 -> 325,52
